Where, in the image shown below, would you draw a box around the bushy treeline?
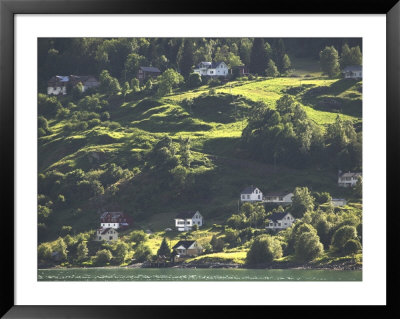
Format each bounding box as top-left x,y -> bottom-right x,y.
38,229 -> 153,268
224,187 -> 362,266
242,95 -> 362,171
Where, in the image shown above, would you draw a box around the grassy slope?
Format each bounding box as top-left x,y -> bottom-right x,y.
39,62 -> 362,237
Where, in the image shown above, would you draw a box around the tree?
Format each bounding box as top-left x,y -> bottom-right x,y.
188,72 -> 202,88
157,68 -> 184,96
294,231 -> 324,262
94,249 -> 112,266
273,39 -> 287,72
265,59 -> 279,77
249,38 -> 268,75
354,176 -> 362,198
179,39 -> 194,78
341,44 -> 362,69
131,78 -> 140,92
343,239 -> 361,255
210,235 -> 224,252
124,53 -> 146,80
113,241 -> 129,264
282,54 -> 291,72
133,243 -> 152,262
129,230 -> 147,245
121,81 -> 130,102
38,243 -> 53,263
76,241 -> 89,262
246,235 -> 282,265
331,225 -> 357,251
53,237 -> 68,262
319,46 -> 340,78
157,237 -> 171,257
60,225 -> 72,237
291,187 -> 315,218
99,69 -> 120,94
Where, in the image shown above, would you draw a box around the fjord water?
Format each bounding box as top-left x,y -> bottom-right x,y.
38,268 -> 362,281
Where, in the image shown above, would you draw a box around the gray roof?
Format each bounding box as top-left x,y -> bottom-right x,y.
342,65 -> 362,72
139,66 -> 161,73
268,212 -> 290,222
175,211 -> 198,219
172,240 -> 196,249
265,191 -> 291,197
241,186 -> 259,194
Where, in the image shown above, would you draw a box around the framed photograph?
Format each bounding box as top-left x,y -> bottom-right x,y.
1,0 -> 397,317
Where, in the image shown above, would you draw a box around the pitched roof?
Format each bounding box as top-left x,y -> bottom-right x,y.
139,66 -> 161,73
268,212 -> 291,222
172,240 -> 196,249
175,211 -> 198,219
100,211 -> 124,219
340,172 -> 362,178
211,62 -> 225,68
241,186 -> 259,194
342,65 -> 362,72
100,227 -> 117,235
265,191 -> 291,197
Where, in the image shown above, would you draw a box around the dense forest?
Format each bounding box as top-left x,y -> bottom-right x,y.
37,37 -> 362,269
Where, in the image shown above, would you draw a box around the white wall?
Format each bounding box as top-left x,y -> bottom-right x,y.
241,188 -> 263,201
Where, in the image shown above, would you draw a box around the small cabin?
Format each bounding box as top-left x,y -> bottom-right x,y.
174,211 -> 203,232
266,212 -> 295,230
240,186 -> 263,202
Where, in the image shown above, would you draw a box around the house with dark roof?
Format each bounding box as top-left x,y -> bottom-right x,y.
263,192 -> 293,204
95,227 -> 118,242
172,240 -> 203,257
266,212 -> 295,230
137,66 -> 161,82
193,61 -> 229,77
174,211 -> 203,232
342,65 -> 362,79
47,75 -> 100,95
240,186 -> 263,202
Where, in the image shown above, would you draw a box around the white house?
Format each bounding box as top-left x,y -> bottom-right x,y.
100,211 -> 131,229
174,211 -> 203,232
263,192 -> 293,204
266,212 -> 295,230
240,186 -> 263,202
338,171 -> 362,187
331,198 -> 347,207
193,61 -> 229,77
342,65 -> 362,79
95,228 -> 118,242
172,240 -> 203,257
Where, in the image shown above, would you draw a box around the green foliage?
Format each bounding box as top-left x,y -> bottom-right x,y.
133,243 -> 153,262
113,241 -> 130,264
250,38 -> 269,75
60,225 -> 72,237
76,241 -> 89,262
188,72 -> 202,88
99,69 -> 120,94
38,94 -> 62,118
157,68 -> 184,96
265,59 -> 279,77
340,44 -> 362,69
129,230 -> 147,245
210,235 -> 225,252
294,231 -> 324,262
331,225 -> 357,251
157,237 -> 171,257
94,249 -> 113,266
290,187 -> 315,218
320,46 -> 340,78
343,239 -> 361,255
246,235 -> 282,265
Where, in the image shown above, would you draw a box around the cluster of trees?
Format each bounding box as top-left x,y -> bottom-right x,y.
243,188 -> 362,266
320,44 -> 362,78
241,95 -> 362,170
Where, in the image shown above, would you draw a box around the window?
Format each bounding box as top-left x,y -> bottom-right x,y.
278,223 -> 281,227
99,237 -> 101,240
247,195 -> 250,199
258,195 -> 261,199
109,236 -> 113,240
242,195 -> 245,199
279,197 -> 283,201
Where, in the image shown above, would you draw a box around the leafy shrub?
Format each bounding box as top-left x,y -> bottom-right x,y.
331,225 -> 357,251
343,239 -> 361,255
294,231 -> 323,262
246,235 -> 282,266
94,249 -> 112,266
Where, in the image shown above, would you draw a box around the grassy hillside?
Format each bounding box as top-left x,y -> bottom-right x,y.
38,69 -> 362,240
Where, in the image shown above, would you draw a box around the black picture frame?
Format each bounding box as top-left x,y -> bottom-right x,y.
1,0 -> 398,317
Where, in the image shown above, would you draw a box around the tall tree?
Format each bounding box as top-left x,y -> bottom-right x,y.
319,46 -> 340,78
179,39 -> 194,78
249,38 -> 268,75
157,237 -> 171,257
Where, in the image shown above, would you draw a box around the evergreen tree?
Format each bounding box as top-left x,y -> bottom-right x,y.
76,241 -> 88,262
180,39 -> 194,78
273,38 -> 286,72
282,54 -> 291,72
249,38 -> 268,75
265,59 -> 279,77
157,237 -> 171,257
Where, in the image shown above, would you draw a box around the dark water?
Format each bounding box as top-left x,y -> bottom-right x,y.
38,267 -> 362,281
